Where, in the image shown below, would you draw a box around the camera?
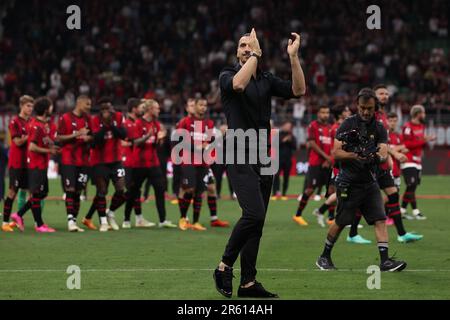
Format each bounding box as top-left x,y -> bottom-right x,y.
337,128 -> 379,163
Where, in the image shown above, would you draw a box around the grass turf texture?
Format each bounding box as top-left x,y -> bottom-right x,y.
0,175 -> 449,300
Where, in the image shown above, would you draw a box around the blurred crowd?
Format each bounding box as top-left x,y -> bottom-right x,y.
0,0 -> 449,125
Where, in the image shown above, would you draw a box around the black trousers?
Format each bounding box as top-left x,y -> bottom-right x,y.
172,164 -> 182,196
272,158 -> 292,196
222,164 -> 273,285
132,167 -> 167,223
211,163 -> 233,197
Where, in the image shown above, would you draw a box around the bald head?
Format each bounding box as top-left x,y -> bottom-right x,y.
76,95 -> 92,114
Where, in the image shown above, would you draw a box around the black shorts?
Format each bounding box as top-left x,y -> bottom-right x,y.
85,166 -> 95,186
393,176 -> 401,188
206,168 -> 215,186
60,165 -> 89,192
402,167 -> 421,187
305,166 -> 330,189
335,181 -> 386,227
377,170 -> 395,189
28,169 -> 49,195
328,177 -> 336,187
124,167 -> 134,190
93,162 -> 126,184
9,168 -> 28,189
181,165 -> 209,192
133,166 -> 164,189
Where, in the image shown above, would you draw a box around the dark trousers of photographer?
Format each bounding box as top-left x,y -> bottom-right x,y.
335,181 -> 386,227
222,164 -> 273,285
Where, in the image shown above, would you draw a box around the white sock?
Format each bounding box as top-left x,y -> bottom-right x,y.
107,210 -> 114,218
136,214 -> 143,222
412,209 -> 421,216
400,207 -> 406,214
210,215 -> 218,221
100,217 -> 107,225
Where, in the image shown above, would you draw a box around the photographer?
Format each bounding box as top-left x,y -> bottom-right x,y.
316,88 -> 407,272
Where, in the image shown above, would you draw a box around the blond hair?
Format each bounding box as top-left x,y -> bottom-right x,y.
410,105 -> 425,118
142,99 -> 157,112
19,95 -> 34,106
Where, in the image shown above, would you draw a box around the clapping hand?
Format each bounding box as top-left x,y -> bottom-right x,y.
287,32 -> 301,58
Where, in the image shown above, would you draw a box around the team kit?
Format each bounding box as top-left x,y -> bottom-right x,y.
2,95 -> 229,233
2,86 -> 429,245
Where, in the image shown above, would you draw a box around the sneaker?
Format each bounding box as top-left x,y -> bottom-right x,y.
135,218 -> 156,228
313,195 -> 321,201
122,221 -> 131,229
68,221 -> 85,232
35,224 -> 56,233
107,212 -> 120,230
99,224 -> 110,232
178,218 -> 191,231
386,218 -> 394,226
270,196 -> 279,201
414,213 -> 427,220
2,223 -> 14,232
397,232 -> 423,243
11,213 -> 24,232
211,219 -> 230,228
347,235 -> 372,244
170,199 -> 179,205
312,209 -> 325,228
158,220 -> 177,228
316,256 -> 336,270
191,222 -> 207,231
280,196 -> 288,201
292,215 -> 308,226
80,195 -> 86,202
237,281 -> 279,298
82,218 -> 97,230
380,258 -> 407,272
213,267 -> 234,298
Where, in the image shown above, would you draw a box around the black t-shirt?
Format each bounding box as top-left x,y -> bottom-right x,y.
335,115 -> 388,185
219,64 -> 298,156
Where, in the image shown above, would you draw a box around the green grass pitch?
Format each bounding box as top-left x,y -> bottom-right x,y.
1,175 -> 449,299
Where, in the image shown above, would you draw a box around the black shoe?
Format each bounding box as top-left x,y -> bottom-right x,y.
380,258 -> 407,272
316,256 -> 337,270
213,267 -> 234,298
237,281 -> 279,298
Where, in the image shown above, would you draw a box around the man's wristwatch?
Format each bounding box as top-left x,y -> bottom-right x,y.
250,52 -> 261,60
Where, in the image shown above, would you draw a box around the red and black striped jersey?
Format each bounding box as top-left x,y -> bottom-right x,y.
176,116 -> 214,167
57,112 -> 92,166
8,115 -> 30,169
133,118 -> 161,168
90,112 -> 124,165
27,117 -> 53,170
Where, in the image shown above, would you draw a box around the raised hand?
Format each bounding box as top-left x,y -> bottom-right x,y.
287,32 -> 301,58
249,28 -> 262,57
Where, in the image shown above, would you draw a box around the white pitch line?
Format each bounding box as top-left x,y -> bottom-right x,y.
0,268 -> 450,273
